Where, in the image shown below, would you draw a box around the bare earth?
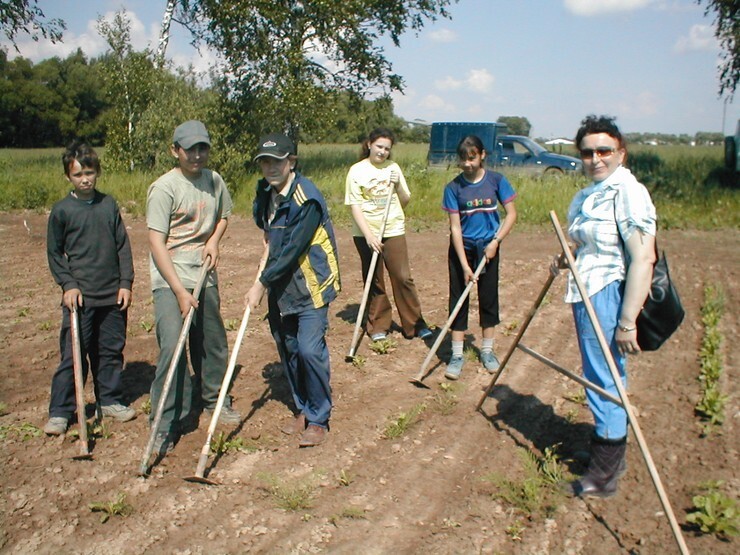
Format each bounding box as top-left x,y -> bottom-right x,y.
0,212 -> 737,554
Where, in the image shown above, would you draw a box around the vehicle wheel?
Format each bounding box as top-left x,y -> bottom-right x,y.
544,167 -> 564,177
724,136 -> 736,170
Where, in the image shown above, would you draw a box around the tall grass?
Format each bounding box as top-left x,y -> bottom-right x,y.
0,144 -> 736,229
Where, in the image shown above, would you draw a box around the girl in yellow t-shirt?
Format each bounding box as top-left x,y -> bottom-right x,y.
344,128 -> 431,342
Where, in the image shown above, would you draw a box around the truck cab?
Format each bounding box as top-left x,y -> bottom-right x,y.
427,121 -> 582,175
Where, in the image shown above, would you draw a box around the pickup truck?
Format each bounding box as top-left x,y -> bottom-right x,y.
427,121 -> 582,175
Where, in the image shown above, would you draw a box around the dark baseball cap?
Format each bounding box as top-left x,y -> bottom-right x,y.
173,120 -> 211,149
254,133 -> 297,161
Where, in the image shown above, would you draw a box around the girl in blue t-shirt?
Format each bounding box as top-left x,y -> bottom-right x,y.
441,135 -> 517,380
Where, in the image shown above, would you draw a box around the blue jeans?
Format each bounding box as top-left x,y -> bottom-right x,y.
269,299 -> 332,428
49,305 -> 127,418
150,286 -> 228,433
572,281 -> 628,440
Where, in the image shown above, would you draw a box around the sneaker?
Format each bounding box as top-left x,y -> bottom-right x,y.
101,403 -> 136,422
44,417 -> 69,436
204,404 -> 242,425
152,430 -> 178,455
480,351 -> 500,373
370,332 -> 387,342
444,356 -> 464,380
417,328 -> 433,340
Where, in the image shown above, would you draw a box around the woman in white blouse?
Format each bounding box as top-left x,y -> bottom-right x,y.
553,115 -> 656,498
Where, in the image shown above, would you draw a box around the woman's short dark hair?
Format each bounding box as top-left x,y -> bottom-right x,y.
457,135 -> 486,159
360,127 -> 395,160
62,141 -> 101,177
575,115 -> 626,151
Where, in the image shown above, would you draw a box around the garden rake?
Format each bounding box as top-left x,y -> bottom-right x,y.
138,259 -> 210,476
346,182 -> 397,361
410,255 -> 488,387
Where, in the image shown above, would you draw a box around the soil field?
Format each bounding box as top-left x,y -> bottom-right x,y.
0,212 -> 737,554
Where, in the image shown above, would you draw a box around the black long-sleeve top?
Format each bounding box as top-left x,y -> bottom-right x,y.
47,191 -> 134,307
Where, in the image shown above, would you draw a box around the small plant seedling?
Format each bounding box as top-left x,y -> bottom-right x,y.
350,354 -> 366,369
463,346 -> 478,363
506,521 -> 525,541
210,432 -> 253,455
89,492 -> 133,523
368,337 -> 397,355
0,402 -> 8,416
338,469 -> 353,487
17,307 -> 30,318
431,382 -> 462,415
257,472 -> 317,511
37,320 -> 53,331
502,320 -> 520,336
382,403 -> 426,439
224,318 -> 240,331
139,319 -> 154,333
442,517 -> 461,528
140,398 -> 151,415
329,507 -> 367,525
686,480 -> 739,539
0,422 -> 42,441
563,389 -> 587,405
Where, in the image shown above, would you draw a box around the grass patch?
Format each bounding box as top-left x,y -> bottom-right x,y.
430,382 -> 463,415
257,472 -> 318,511
329,507 -> 368,525
482,445 -> 566,519
686,480 -> 739,539
382,403 -> 426,439
368,337 -> 397,355
695,284 -> 727,434
0,422 -> 42,441
89,492 -> 134,523
210,432 -> 258,455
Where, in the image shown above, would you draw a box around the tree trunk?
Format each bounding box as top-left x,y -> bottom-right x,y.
155,0 -> 177,68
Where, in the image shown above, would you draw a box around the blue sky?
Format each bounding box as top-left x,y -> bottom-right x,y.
5,0 -> 738,139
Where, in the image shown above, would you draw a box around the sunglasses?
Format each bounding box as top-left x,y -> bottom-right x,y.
579,147 -> 617,160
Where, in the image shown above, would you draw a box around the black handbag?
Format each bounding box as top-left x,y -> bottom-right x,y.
635,249 -> 685,351
614,200 -> 685,351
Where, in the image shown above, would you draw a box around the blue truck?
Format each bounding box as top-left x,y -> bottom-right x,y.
427,121 -> 582,175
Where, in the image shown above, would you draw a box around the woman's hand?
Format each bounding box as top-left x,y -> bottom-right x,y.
463,264 -> 476,283
365,233 -> 383,254
175,289 -> 198,318
550,253 -> 567,276
616,326 -> 641,356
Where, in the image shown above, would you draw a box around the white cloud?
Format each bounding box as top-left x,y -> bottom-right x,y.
674,24 -> 717,53
564,0 -> 654,16
434,68 -> 494,94
419,94 -> 454,113
617,91 -> 659,118
428,28 -> 457,43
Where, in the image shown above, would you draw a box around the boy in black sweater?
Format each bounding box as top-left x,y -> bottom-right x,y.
45,142 -> 136,435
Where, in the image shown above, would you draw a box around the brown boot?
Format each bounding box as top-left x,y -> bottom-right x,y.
281,413 -> 306,435
571,435 -> 627,498
299,424 -> 327,447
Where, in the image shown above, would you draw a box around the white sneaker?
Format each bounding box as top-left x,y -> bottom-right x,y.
44,417 -> 69,436
101,403 -> 136,422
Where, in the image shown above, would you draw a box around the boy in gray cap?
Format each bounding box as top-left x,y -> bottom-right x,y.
146,120 -> 239,453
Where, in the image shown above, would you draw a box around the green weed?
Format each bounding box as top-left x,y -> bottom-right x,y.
695,284 -> 727,432
382,403 -> 426,439
430,382 -> 463,415
482,445 -> 565,519
257,472 -> 317,511
17,307 -> 29,318
139,319 -> 154,333
463,345 -> 478,363
210,432 -> 257,455
502,320 -> 520,336
89,492 -> 134,523
224,318 -> 240,331
350,354 -> 366,369
0,402 -> 8,416
140,398 -> 151,415
338,469 -> 353,487
564,389 -> 587,405
37,320 -> 53,331
505,521 -> 525,541
0,422 -> 42,441
686,480 -> 739,539
329,507 -> 367,525
368,337 -> 397,355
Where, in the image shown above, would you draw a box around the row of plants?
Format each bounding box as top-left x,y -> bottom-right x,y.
0,144 -> 737,230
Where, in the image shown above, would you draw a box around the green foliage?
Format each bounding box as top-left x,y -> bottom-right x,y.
695,284 -> 727,431
140,398 -> 151,416
430,382 -> 462,415
382,403 -> 426,439
0,402 -> 8,416
350,354 -> 366,369
209,432 -> 257,454
0,421 -> 41,440
368,337 -> 397,355
89,492 -> 133,523
256,472 -> 317,511
497,116 -> 531,136
329,506 -> 367,525
483,446 -> 565,519
0,0 -> 65,47
697,0 -> 738,98
686,480 -> 739,538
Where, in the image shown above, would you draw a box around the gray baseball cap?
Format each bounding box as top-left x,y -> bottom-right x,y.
173,120 -> 211,149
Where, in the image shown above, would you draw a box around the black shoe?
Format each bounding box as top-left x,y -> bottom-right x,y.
571,435 -> 627,498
